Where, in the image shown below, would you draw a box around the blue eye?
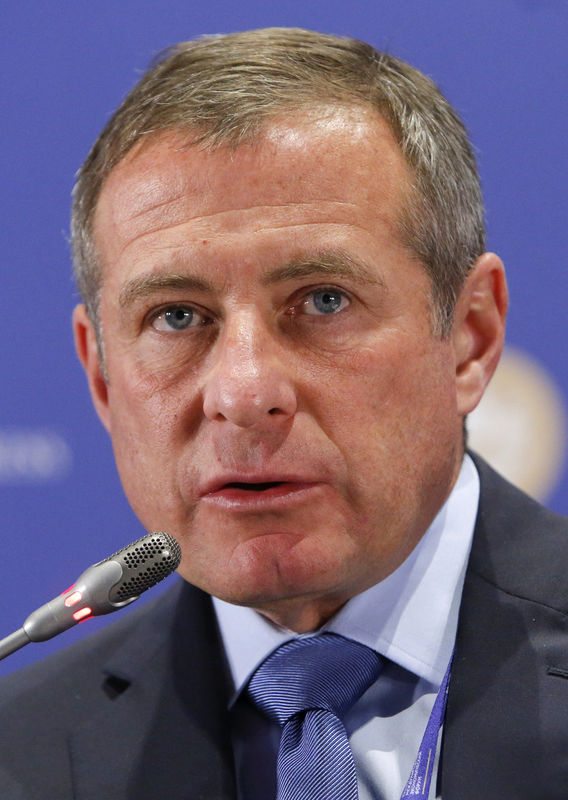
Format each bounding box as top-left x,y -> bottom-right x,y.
151,305 -> 207,332
301,289 -> 350,316
164,307 -> 194,330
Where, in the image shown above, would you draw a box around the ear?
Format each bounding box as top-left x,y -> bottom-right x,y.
451,252 -> 508,416
72,304 -> 112,433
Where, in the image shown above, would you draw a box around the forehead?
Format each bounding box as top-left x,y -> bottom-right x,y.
92,105 -> 414,277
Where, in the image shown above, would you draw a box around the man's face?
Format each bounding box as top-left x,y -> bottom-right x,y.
81,107 -> 466,631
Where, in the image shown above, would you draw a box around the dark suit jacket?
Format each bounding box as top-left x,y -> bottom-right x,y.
1,457 -> 567,799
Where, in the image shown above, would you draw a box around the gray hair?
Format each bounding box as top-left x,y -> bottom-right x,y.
71,27 -> 485,337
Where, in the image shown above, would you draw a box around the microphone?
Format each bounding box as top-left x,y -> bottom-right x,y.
0,532 -> 181,662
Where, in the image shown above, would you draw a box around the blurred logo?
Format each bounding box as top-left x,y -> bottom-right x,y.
0,429 -> 72,483
468,346 -> 567,501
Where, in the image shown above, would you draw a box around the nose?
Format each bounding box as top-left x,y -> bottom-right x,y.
202,312 -> 297,428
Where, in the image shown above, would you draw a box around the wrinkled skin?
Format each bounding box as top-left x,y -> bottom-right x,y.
74,106 -> 507,631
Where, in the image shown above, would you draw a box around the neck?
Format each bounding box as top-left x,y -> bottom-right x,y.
254,596 -> 349,634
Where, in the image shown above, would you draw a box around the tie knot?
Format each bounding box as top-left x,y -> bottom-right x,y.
247,633 -> 381,726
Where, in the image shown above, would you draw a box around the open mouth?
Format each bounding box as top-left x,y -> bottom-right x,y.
223,481 -> 286,492
201,478 -> 320,509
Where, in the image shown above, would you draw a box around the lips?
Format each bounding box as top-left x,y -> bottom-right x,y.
224,480 -> 286,491
198,475 -> 323,510
200,473 -> 312,495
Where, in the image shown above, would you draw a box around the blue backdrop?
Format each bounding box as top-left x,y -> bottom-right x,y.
1,0 -> 567,676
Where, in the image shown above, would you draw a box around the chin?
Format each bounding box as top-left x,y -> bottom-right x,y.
207,559 -> 351,617
176,522 -> 361,609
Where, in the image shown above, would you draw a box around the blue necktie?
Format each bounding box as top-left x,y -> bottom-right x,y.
247,633 -> 382,800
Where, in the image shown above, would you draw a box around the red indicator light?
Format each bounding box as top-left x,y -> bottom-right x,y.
64,591 -> 83,608
61,583 -> 76,596
72,607 -> 92,622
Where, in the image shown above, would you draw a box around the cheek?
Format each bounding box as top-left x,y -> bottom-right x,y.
319,338 -> 458,468
106,345 -> 201,434
104,371 -> 189,516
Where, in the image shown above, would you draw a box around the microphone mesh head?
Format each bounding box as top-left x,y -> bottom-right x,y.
107,532 -> 182,602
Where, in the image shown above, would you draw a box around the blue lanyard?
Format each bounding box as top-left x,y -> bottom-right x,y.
400,654 -> 453,799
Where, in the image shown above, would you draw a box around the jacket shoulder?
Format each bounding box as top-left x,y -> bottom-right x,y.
471,453 -> 568,613
0,579 -> 180,706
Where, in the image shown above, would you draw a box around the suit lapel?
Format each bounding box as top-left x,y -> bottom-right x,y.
65,458 -> 568,798
440,456 -> 568,799
69,581 -> 237,800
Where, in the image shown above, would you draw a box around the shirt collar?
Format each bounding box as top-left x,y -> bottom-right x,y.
213,454 -> 479,698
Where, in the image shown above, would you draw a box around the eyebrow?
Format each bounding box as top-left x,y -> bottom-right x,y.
118,250 -> 384,309
262,251 -> 384,288
119,273 -> 214,309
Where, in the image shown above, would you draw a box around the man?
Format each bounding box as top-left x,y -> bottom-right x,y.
0,27 -> 566,800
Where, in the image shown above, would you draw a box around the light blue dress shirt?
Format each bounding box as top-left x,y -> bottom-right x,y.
213,455 -> 480,800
